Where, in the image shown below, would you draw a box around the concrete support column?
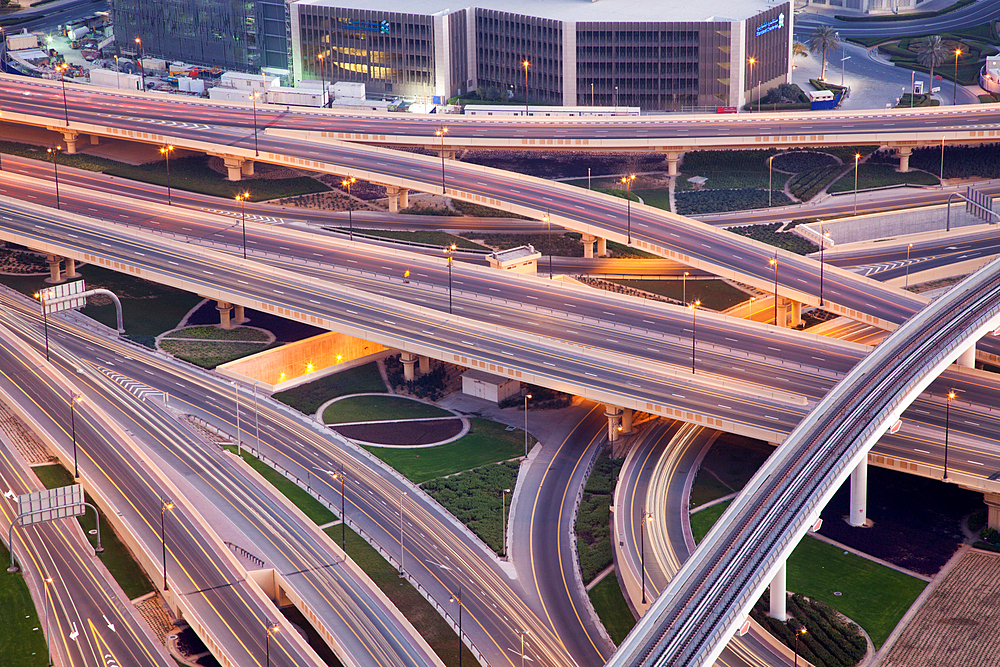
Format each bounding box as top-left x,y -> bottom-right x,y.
400,352 -> 418,382
241,160 -> 255,177
581,234 -> 596,259
790,300 -> 803,328
216,301 -> 233,330
775,298 -> 791,328
897,147 -> 912,173
233,304 -> 246,324
984,492 -> 1000,530
620,408 -> 634,435
45,255 -> 63,283
769,561 -> 787,621
385,186 -> 401,213
222,156 -> 244,181
956,342 -> 977,368
418,355 -> 430,374
604,405 -> 623,442
89,134 -> 99,146
665,151 -> 681,177
849,457 -> 868,527
596,237 -> 608,257
399,188 -> 409,209
64,258 -> 80,279
61,131 -> 80,154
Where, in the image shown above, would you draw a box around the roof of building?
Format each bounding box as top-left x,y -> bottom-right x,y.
461,368 -> 517,385
292,0 -> 779,24
489,245 -> 540,264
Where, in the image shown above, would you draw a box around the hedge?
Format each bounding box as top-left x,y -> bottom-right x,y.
726,222 -> 818,255
674,188 -> 791,215
788,165 -> 845,201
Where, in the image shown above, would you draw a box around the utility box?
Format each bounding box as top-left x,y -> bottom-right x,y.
808,89 -> 839,110
266,87 -> 326,107
486,245 -> 542,273
89,67 -> 141,91
6,33 -> 39,51
461,369 -> 520,405
333,81 -> 365,100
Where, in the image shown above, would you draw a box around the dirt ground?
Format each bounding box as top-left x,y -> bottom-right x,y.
333,418 -> 463,445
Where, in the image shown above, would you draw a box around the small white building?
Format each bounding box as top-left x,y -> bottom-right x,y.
461,369 -> 520,404
220,71 -> 279,93
487,245 -> 542,274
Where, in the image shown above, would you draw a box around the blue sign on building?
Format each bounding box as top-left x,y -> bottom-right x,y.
755,13 -> 785,37
341,18 -> 391,34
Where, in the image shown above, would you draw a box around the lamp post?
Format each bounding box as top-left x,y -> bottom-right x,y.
682,271 -> 689,305
640,509 -> 652,603
853,152 -> 861,215
333,466 -> 346,551
910,70 -> 915,108
317,53 -> 327,108
235,191 -> 250,259
522,59 -> 530,116
523,393 -> 532,457
160,498 -> 173,591
114,55 -> 120,89
748,295 -> 756,321
450,583 -> 463,667
445,243 -> 456,314
399,490 -> 407,575
748,57 -> 756,111
34,290 -> 49,360
689,300 -> 700,374
543,210 -> 553,277
591,81 -> 594,106
501,487 -> 511,557
769,255 -> 778,326
135,37 -> 145,90
940,137 -> 945,188
159,144 -> 174,205
265,621 -> 280,667
519,630 -> 529,667
44,575 -> 53,666
620,173 -> 636,243
55,62 -> 69,126
341,177 -> 356,241
944,389 -> 956,479
793,627 -> 807,667
249,91 -> 260,157
953,49 -> 962,105
70,394 -> 82,478
905,243 -> 913,288
768,154 -> 775,207
435,127 -> 448,194
841,46 -> 850,87
47,145 -> 61,210
819,228 -> 829,307
231,380 -> 241,456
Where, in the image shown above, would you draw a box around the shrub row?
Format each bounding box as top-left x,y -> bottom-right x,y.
384,354 -> 448,400
727,222 -> 819,255
868,143 -> 1000,180
772,151 -> 839,174
674,189 -> 791,215
750,594 -> 865,667
788,165 -> 844,201
575,452 -> 624,583
679,148 -> 777,174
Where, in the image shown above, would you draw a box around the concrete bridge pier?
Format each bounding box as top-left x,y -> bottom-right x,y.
241,160 -> 255,177
984,492 -> 1000,530
385,186 -> 410,213
620,408 -> 634,435
956,341 -> 977,368
665,151 -> 681,177
418,355 -> 430,374
849,458 -> 868,527
234,304 -> 247,324
216,300 -> 234,329
65,258 -> 80,279
897,146 -> 913,173
89,134 -> 99,146
46,129 -> 81,154
769,561 -> 787,621
217,156 -> 245,181
44,255 -> 64,283
790,300 -> 802,328
581,234 -> 596,259
400,352 -> 418,381
596,237 -> 608,257
605,405 -> 623,442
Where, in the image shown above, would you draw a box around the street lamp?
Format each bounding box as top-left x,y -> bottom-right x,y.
231,379 -> 241,456
450,583 -> 463,667
853,152 -> 861,215
333,466 -> 346,551
748,295 -> 756,321
522,59 -> 530,116
34,291 -> 50,360
341,177 -> 356,241
905,243 -> 913,288
543,210 -> 553,277
70,394 -> 82,478
518,630 -> 529,667
317,53 -> 327,108
768,154 -> 775,207
54,62 -> 69,126
640,509 -> 652,603
748,57 -> 756,111
265,621 -> 280,667
793,627 -> 807,667
682,271 -> 689,305
501,487 -> 511,557
47,145 -> 62,210
435,127 -> 448,194
134,37 -> 145,90
819,228 -> 830,307
689,300 -> 700,374
114,55 -> 120,89
399,490 -> 407,575
523,393 -> 532,457
769,255 -> 778,326
953,48 -> 962,105
159,144 -> 174,206
249,91 -> 260,157
620,173 -> 636,243
160,498 -> 173,591
235,191 -> 250,259
445,243 -> 457,314
44,575 -> 54,666
944,389 -> 956,479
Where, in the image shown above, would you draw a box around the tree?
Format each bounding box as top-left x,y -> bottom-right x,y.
915,35 -> 946,97
807,26 -> 840,81
792,42 -> 808,58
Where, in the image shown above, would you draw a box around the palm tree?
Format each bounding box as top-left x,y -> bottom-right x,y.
807,26 -> 840,81
915,35 -> 946,97
792,42 -> 808,58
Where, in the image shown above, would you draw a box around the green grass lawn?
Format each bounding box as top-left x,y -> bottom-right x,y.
606,279 -> 749,311
330,528 -> 476,667
159,340 -> 272,369
633,188 -> 671,212
0,536 -> 48,667
588,575 -> 637,646
351,229 -> 487,250
273,362 -> 387,415
226,448 -> 337,525
165,326 -> 270,341
691,500 -> 925,647
364,418 -> 526,484
323,395 -> 451,424
689,435 -> 774,507
33,464 -> 154,600
422,460 -> 519,555
828,163 -> 938,193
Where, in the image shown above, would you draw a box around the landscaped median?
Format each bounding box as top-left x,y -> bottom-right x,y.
158,325 -> 274,369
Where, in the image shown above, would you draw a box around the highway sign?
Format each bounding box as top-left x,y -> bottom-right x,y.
889,419 -> 902,434
737,618 -> 751,636
40,279 -> 87,314
17,485 -> 85,525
